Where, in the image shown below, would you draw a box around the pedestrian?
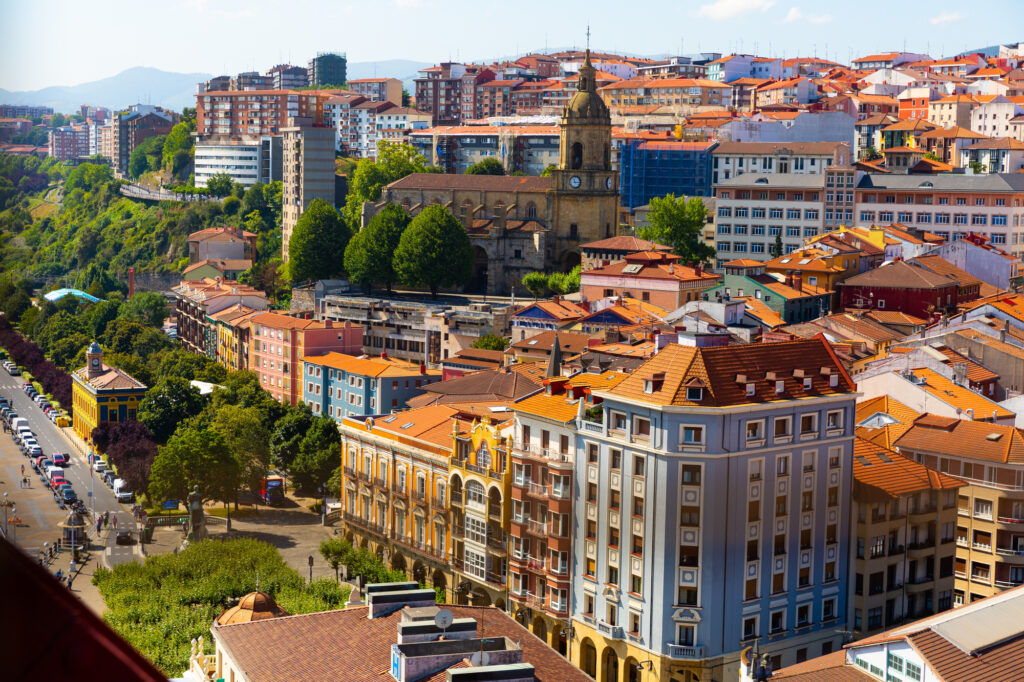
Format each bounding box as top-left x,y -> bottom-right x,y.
112,515 -> 117,530
20,464 -> 24,476
96,518 -> 102,535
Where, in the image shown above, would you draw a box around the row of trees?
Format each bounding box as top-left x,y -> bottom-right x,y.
0,315 -> 73,411
521,267 -> 581,299
291,200 -> 474,298
319,537 -> 407,584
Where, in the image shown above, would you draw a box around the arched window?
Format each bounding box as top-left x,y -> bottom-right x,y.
466,480 -> 486,506
571,142 -> 583,169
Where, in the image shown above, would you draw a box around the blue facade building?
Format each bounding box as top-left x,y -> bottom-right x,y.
302,352 -> 443,421
568,339 -> 857,681
619,140 -> 717,210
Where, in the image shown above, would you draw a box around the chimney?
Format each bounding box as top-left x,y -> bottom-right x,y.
419,362 -> 426,375
793,273 -> 803,293
128,267 -> 135,299
552,295 -> 560,305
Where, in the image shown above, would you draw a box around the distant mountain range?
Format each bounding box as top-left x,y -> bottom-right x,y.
0,67 -> 212,114
0,60 -> 434,115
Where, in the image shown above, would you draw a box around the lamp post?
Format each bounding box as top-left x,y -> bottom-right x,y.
308,554 -> 314,583
89,452 -> 95,519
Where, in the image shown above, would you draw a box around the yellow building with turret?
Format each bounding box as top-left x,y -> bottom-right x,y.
71,342 -> 148,443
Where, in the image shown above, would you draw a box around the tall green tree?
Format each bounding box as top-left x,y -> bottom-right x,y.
771,234 -> 784,258
638,194 -> 715,265
120,291 -> 169,328
340,142 -> 433,230
138,376 -> 206,442
161,120 -> 195,170
287,199 -> 352,284
521,271 -> 549,299
147,425 -> 237,504
269,406 -> 315,471
211,404 -> 271,493
344,203 -> 410,293
291,414 -> 341,492
393,205 -> 473,297
204,172 -> 233,197
465,158 -> 505,175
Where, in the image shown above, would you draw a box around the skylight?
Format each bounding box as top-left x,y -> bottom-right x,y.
383,415 -> 398,423
401,422 -> 415,429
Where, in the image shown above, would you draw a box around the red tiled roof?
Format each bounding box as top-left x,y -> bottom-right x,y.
853,437 -> 964,501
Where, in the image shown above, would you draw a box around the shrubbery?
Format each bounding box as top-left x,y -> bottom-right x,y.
94,538 -> 350,675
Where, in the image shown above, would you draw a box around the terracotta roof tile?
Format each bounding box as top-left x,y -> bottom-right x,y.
604,338 -> 854,407
303,352 -> 437,378
581,235 -> 672,252
212,604 -> 589,682
387,172 -> 551,192
772,650 -> 872,680
853,437 -> 963,501
855,395 -> 922,449
894,413 -> 1024,464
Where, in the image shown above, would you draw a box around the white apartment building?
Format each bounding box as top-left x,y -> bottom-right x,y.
374,107 -> 431,149
711,142 -> 847,185
713,174 -> 827,265
194,136 -> 282,188
324,94 -> 366,153
971,96 -> 1024,140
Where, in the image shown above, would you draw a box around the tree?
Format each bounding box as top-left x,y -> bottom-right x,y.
222,195 -> 241,215
923,151 -> 940,162
291,414 -> 341,492
91,420 -> 157,499
393,205 -> 473,297
153,348 -> 226,383
147,425 -> 237,505
522,271 -> 549,299
970,161 -> 986,174
120,291 -> 169,328
127,135 -> 166,179
638,194 -> 715,265
138,377 -> 206,443
344,203 -> 410,293
204,172 -> 234,197
540,164 -> 557,177
287,199 -> 351,284
863,146 -> 882,161
269,406 -> 314,471
471,334 -> 507,351
161,120 -> 195,170
340,141 -> 433,230
211,404 -> 271,494
465,158 -> 505,175
771,234 -> 784,258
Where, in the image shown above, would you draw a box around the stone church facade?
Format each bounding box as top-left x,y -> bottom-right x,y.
365,51 -> 620,295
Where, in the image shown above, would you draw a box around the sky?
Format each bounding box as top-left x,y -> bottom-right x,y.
1,0 -> 1022,91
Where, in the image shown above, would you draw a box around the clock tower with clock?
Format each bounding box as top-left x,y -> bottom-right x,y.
549,47 -> 620,261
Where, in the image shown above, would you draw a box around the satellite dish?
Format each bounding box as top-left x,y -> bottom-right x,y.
434,608 -> 453,635
469,651 -> 490,667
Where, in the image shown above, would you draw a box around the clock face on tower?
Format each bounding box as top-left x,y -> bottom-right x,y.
569,175 -> 581,188
91,358 -> 99,367
605,177 -> 613,190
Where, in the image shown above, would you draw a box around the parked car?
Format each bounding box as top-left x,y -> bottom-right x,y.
26,445 -> 42,458
115,530 -> 133,545
102,470 -> 117,486
36,457 -> 52,471
113,479 -> 134,503
92,460 -> 107,473
60,488 -> 77,504
51,453 -> 68,467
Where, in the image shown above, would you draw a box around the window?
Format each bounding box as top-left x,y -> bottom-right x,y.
632,533 -> 643,555
681,465 -> 701,485
682,425 -> 705,445
800,413 -> 818,436
796,604 -> 809,626
743,617 -> 757,640
633,417 -> 651,439
777,455 -> 789,477
770,610 -> 785,633
774,417 -> 792,439
633,455 -> 645,477
632,496 -> 645,517
746,420 -> 764,442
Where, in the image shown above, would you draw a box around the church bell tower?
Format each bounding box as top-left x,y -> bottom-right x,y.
550,44 -> 619,251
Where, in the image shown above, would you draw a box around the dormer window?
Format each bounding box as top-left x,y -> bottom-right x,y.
687,387 -> 703,402
775,380 -> 785,394
803,377 -> 812,390
746,383 -> 756,396
829,375 -> 839,387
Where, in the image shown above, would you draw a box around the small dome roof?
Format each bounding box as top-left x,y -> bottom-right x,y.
87,341 -> 102,354
216,591 -> 289,625
565,90 -> 609,120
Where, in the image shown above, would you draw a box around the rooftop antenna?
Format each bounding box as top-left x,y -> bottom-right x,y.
586,24 -> 591,53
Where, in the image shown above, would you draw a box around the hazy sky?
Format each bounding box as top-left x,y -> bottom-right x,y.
1,0 -> 1021,91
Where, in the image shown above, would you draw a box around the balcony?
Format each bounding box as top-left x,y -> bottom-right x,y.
392,485 -> 408,498
488,503 -> 502,520
596,621 -> 625,639
997,515 -> 1024,527
995,547 -> 1024,559
412,489 -> 427,503
972,542 -> 992,553
995,578 -> 1024,588
516,443 -> 574,470
666,644 -> 704,660
450,490 -> 463,507
343,466 -> 356,478
373,477 -> 387,489
432,494 -> 446,508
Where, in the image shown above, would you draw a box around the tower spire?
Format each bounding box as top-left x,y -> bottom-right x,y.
585,25 -> 592,64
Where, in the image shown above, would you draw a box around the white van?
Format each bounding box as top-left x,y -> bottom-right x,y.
11,417 -> 29,432
113,479 -> 133,503
46,465 -> 63,483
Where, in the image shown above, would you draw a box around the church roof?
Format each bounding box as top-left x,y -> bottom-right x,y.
386,173 -> 551,193
565,50 -> 610,121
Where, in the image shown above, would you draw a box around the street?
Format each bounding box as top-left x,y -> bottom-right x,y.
0,369 -> 135,567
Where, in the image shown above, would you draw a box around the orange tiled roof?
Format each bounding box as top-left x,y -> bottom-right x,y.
512,298 -> 589,322
303,352 -> 436,378
855,395 -> 922,449
894,413 -> 1024,464
772,649 -> 871,680
73,363 -> 146,392
905,367 -> 1012,419
603,338 -> 854,407
853,437 -> 964,501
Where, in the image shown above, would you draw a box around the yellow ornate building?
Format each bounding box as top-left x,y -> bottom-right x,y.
338,405 -> 461,596
449,414 -> 514,608
71,342 -> 148,443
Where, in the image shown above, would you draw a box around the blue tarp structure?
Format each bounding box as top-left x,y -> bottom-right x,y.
43,288 -> 101,303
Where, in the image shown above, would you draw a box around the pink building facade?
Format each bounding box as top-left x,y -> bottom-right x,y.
249,312 -> 363,405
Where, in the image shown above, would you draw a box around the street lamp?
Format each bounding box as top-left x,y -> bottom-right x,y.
308,554 -> 314,583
